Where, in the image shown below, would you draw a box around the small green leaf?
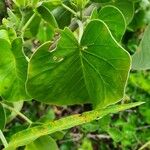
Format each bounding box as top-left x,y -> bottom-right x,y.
30,0 -> 39,7
98,116 -> 111,131
111,0 -> 134,24
0,38 -> 30,101
5,102 -> 144,150
108,127 -> 123,142
37,5 -> 58,28
98,5 -> 126,41
12,0 -> 27,7
27,20 -> 131,108
37,21 -> 55,43
42,0 -> 62,10
52,4 -> 72,29
78,138 -> 93,150
29,14 -> 41,37
0,103 -> 6,130
25,136 -> 59,150
0,29 -> 10,43
129,72 -> 150,93
132,25 -> 150,70
7,8 -> 20,29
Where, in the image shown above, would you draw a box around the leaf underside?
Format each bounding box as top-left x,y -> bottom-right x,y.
132,25 -> 150,70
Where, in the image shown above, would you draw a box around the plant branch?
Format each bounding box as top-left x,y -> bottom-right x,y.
0,130 -> 8,148
76,20 -> 83,43
139,140 -> 150,150
0,102 -> 33,125
62,3 -> 77,17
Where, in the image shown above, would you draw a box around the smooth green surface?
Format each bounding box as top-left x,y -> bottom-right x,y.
0,29 -> 10,43
12,0 -> 27,7
27,20 -> 131,108
112,0 -> 134,24
25,136 -> 59,150
132,25 -> 150,70
98,5 -> 126,41
0,38 -> 29,101
90,0 -> 111,3
0,103 -> 6,130
37,5 -> 58,28
5,102 -> 144,150
42,0 -> 62,11
52,4 -> 72,29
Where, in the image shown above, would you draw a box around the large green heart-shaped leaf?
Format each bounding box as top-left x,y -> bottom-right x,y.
0,38 -> 29,101
27,20 -> 131,108
132,25 -> 150,70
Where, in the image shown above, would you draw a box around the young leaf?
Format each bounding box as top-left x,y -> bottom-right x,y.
27,20 -> 131,108
7,8 -> 20,30
132,25 -> 150,70
0,38 -> 30,102
25,136 -> 59,150
52,4 -> 72,29
107,127 -> 123,142
37,5 -> 58,28
0,103 -> 6,130
129,72 -> 150,93
5,102 -> 144,150
0,29 -> 10,43
98,5 -> 126,41
29,14 -> 41,37
78,138 -> 93,150
12,0 -> 27,7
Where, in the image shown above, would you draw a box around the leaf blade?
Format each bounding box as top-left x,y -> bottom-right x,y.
80,20 -> 131,108
132,25 -> 150,70
0,38 -> 30,101
5,102 -> 144,150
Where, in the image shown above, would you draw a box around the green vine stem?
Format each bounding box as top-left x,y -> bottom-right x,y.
76,20 -> 83,43
0,102 -> 33,125
62,3 -> 78,17
0,130 -> 8,148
